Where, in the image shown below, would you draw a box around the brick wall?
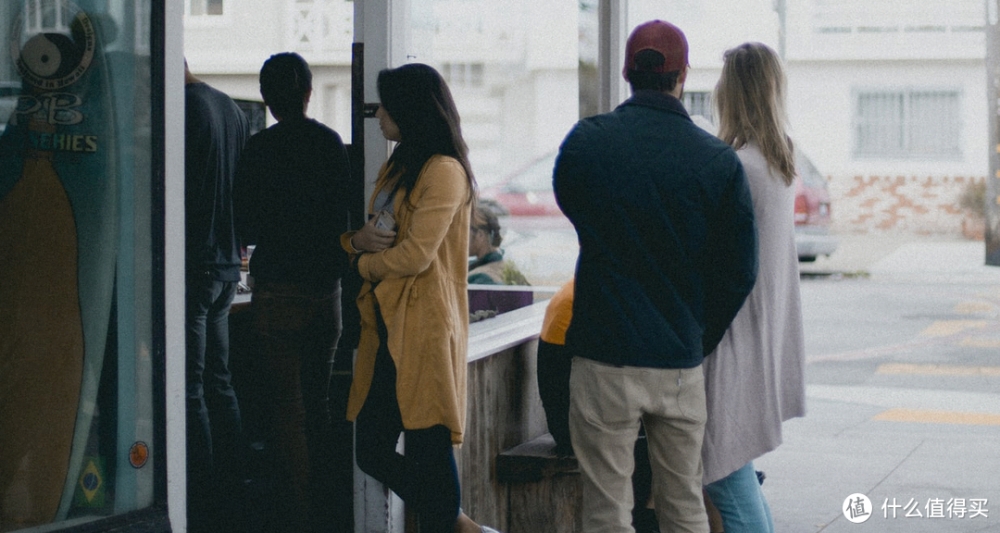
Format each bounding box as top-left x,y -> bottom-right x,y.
828,174 -> 987,237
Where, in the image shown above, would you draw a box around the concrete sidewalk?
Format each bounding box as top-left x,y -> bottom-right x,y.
759,232 -> 1000,532
798,233 -> 1000,282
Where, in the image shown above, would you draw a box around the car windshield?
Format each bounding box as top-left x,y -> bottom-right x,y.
795,150 -> 826,188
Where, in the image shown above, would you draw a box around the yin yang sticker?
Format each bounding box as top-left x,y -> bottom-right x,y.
9,0 -> 96,91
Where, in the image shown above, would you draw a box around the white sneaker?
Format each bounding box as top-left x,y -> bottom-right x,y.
481,527 -> 503,533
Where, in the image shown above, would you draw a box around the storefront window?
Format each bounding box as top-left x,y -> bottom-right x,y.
0,0 -> 156,530
407,0 -> 582,291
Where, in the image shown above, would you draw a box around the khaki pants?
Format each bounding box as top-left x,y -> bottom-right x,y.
569,357 -> 709,533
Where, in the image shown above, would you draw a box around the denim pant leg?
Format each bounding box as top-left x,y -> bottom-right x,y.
203,281 -> 243,480
186,275 -> 242,530
404,426 -> 461,533
704,462 -> 774,533
186,274 -> 213,467
355,318 -> 460,533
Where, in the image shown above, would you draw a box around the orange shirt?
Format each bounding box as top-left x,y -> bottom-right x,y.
540,280 -> 574,346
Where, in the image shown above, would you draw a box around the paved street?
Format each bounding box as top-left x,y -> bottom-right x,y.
503,222 -> 1000,532
764,237 -> 1000,532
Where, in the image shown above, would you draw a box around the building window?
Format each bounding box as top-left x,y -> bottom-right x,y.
440,62 -> 484,88
853,89 -> 961,159
188,0 -> 224,16
682,91 -> 713,122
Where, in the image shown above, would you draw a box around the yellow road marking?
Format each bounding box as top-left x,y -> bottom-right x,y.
874,408 -> 1000,426
954,301 -> 995,314
960,337 -> 1000,348
919,320 -> 989,337
876,363 -> 1000,377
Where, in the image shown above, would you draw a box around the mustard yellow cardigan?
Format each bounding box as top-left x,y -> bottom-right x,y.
341,155 -> 472,444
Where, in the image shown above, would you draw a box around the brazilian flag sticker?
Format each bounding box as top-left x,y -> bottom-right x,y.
73,457 -> 106,508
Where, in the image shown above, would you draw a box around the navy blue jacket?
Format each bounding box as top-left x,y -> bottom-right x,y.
553,90 -> 757,369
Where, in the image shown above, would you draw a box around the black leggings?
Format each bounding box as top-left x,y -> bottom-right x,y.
355,314 -> 461,533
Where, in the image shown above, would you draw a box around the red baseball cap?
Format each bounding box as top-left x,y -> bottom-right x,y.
623,20 -> 689,80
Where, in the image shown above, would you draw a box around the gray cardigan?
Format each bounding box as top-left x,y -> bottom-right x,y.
702,143 -> 807,484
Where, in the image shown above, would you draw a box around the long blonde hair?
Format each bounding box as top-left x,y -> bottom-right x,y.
714,42 -> 795,185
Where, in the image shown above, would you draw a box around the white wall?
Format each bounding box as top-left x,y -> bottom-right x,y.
185,0 -> 579,185
184,2 -> 290,74
787,60 -> 988,180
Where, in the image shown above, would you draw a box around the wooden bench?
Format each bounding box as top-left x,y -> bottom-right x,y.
496,433 -> 582,533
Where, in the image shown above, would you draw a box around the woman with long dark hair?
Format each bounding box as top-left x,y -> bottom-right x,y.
702,42 -> 806,532
343,63 -> 498,533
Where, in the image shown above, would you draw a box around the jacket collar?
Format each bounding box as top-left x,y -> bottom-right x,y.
618,90 -> 691,121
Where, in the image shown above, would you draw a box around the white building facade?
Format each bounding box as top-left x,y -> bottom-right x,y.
184,0 -> 580,187
667,0 -> 988,236
785,0 -> 988,235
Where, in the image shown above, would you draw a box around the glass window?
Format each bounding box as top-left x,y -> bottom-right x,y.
189,0 -> 224,16
408,0 -> 582,290
441,62 -> 485,88
683,91 -> 713,122
0,1 -> 157,529
853,89 -> 962,159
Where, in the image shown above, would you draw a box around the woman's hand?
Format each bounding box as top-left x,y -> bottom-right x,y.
351,216 -> 396,253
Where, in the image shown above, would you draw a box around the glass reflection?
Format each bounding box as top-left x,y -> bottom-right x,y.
0,1 -> 153,530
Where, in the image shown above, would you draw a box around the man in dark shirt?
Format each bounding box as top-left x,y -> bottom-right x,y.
233,52 -> 352,533
184,59 -> 250,533
553,21 -> 758,533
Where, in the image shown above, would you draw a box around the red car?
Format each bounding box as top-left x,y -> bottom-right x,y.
481,152 -> 562,217
793,150 -> 838,262
483,149 -> 837,262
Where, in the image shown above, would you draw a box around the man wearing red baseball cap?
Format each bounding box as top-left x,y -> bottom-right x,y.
553,20 -> 758,533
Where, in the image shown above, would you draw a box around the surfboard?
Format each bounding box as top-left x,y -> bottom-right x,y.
0,1 -> 117,526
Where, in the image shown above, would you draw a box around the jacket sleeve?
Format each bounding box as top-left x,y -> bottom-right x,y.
702,156 -> 758,355
357,157 -> 469,282
553,123 -> 588,223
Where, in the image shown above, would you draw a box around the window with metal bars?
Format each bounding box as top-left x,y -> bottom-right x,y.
852,89 -> 961,159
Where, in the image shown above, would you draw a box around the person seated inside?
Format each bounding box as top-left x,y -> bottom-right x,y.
468,200 -> 527,285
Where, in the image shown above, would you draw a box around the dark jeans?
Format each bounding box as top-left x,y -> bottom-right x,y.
185,274 -> 243,532
251,281 -> 342,533
355,311 -> 461,533
537,340 -> 573,455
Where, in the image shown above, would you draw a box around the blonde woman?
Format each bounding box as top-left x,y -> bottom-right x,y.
702,42 -> 806,532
